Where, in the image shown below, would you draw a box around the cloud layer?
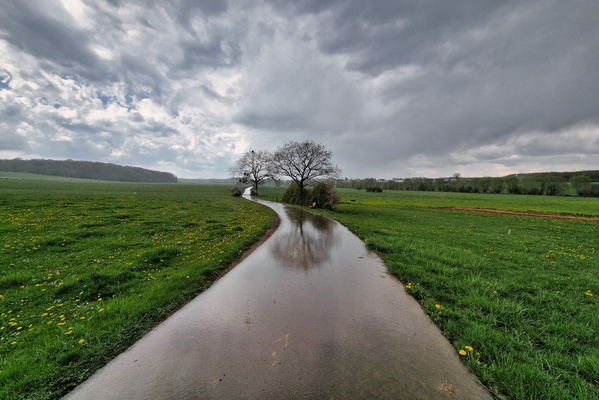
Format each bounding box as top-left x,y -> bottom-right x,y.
1,0 -> 598,178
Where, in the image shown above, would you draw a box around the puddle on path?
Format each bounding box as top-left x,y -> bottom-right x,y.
64,190 -> 493,399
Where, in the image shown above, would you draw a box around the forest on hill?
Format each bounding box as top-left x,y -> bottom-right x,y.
0,159 -> 178,183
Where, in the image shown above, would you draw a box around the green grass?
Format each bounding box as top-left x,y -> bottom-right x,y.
333,187 -> 599,216
260,186 -> 598,400
0,178 -> 274,399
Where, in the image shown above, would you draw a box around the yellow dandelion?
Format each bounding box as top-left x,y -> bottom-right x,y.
435,304 -> 442,309
80,317 -> 85,320
465,346 -> 474,352
459,350 -> 467,356
78,339 -> 85,344
65,331 -> 73,335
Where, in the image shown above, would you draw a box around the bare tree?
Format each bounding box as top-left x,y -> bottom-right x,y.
229,150 -> 275,196
271,140 -> 341,201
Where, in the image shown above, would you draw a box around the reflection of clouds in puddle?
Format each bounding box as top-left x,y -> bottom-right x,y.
268,206 -> 339,271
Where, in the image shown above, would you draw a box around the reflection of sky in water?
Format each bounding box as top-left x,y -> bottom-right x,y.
268,206 -> 339,270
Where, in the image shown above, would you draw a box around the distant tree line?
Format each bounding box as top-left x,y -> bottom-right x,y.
336,171 -> 599,197
0,159 -> 178,183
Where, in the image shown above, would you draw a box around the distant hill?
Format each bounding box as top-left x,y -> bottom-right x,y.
0,159 -> 177,183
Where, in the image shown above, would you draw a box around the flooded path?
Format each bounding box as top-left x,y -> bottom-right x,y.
64,191 -> 493,399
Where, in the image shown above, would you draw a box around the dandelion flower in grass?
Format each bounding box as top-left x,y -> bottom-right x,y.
78,339 -> 85,344
435,304 -> 442,309
459,350 -> 467,356
465,346 -> 474,352
65,331 -> 73,335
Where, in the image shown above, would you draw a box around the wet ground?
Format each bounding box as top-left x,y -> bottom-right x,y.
64,190 -> 494,399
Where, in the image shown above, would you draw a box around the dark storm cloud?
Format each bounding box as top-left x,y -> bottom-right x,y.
0,0 -> 597,178
0,1 -> 102,75
256,0 -> 599,177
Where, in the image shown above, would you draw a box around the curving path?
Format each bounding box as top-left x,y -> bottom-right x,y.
64,190 -> 493,399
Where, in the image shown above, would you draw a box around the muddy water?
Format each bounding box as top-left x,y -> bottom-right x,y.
64,191 -> 493,400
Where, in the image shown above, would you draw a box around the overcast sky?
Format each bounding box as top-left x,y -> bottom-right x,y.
1,0 -> 598,179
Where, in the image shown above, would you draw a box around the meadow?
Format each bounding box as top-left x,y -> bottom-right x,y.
0,174 -> 275,399
261,186 -> 598,400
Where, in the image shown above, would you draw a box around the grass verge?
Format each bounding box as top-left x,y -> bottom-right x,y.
0,179 -> 274,399
260,186 -> 598,400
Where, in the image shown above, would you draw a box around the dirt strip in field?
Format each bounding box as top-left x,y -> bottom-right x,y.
429,207 -> 599,222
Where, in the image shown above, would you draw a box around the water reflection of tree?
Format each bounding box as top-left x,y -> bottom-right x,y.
269,207 -> 338,270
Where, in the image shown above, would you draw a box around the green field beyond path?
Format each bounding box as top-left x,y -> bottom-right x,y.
0,177 -> 275,399
260,186 -> 598,400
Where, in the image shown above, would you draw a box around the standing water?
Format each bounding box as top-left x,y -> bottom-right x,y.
64,189 -> 493,399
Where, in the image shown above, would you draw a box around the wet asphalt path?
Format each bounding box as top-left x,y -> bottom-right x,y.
64,190 -> 494,399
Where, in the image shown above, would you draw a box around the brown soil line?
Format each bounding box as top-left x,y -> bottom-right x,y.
429,207 -> 599,222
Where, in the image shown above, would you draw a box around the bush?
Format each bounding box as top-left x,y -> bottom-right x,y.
282,182 -> 306,205
230,187 -> 242,197
281,181 -> 341,209
309,182 -> 341,210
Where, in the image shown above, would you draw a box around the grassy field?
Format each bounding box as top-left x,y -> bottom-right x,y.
0,175 -> 275,399
261,186 -> 598,400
